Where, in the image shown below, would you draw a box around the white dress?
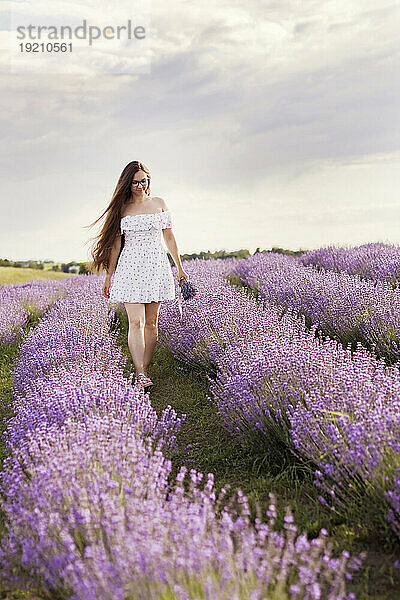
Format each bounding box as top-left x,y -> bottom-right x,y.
109,210 -> 176,303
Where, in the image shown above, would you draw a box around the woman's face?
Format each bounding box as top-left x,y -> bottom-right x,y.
131,169 -> 149,195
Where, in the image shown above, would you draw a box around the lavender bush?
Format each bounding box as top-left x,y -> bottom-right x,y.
230,251 -> 400,364
0,272 -> 360,599
0,277 -> 71,344
299,242 -> 400,287
158,258 -> 400,539
6,276 -> 184,454
0,412 -> 361,600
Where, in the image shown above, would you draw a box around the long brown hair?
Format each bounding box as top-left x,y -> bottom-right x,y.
84,161 -> 151,273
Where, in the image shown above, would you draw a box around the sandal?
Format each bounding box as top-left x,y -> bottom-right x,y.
135,373 -> 154,388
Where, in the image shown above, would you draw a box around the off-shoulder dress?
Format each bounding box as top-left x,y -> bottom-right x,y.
109,210 -> 176,303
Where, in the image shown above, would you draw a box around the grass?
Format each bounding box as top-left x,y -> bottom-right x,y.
114,306 -> 400,600
0,267 -> 75,285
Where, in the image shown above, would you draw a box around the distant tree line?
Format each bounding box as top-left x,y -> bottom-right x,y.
0,247 -> 308,275
0,258 -> 90,274
253,246 -> 308,258
176,247 -> 308,262
52,262 -> 90,274
0,258 -> 45,270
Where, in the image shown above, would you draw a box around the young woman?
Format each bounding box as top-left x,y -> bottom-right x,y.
87,160 -> 188,389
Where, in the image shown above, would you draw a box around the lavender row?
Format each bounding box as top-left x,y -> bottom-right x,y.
0,273 -> 359,599
2,411 -> 360,600
0,278 -> 71,344
230,251 -> 400,364
299,241 -> 400,287
158,258 -> 400,540
3,274 -> 183,457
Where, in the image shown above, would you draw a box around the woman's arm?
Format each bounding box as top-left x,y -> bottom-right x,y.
162,228 -> 184,272
154,196 -> 188,279
106,234 -> 122,280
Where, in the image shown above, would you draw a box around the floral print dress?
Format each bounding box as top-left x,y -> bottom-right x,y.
109,210 -> 176,303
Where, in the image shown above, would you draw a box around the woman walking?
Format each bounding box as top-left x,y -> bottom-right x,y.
87,160 -> 188,389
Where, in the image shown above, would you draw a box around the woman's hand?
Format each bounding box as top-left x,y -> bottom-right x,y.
176,268 -> 189,282
102,275 -> 111,299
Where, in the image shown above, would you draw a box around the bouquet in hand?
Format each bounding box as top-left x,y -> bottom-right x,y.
179,276 -> 197,300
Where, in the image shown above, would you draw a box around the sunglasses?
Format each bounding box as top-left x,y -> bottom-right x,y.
131,178 -> 148,187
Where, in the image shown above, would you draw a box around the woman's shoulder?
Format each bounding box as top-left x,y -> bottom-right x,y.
121,196 -> 168,219
152,196 -> 170,212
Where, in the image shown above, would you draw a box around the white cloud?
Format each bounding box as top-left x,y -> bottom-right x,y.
0,0 -> 399,261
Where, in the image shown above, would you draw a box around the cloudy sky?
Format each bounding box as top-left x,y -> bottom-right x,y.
1,0 -> 399,262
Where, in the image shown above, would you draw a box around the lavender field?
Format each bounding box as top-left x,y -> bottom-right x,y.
1,243 -> 400,599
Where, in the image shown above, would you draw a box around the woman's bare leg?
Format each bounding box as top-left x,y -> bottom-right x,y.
124,302 -> 146,374
143,301 -> 161,376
